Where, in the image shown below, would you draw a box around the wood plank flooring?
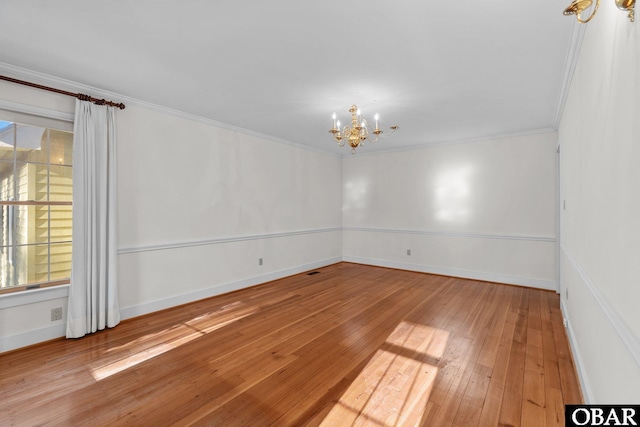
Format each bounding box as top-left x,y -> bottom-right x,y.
0,262 -> 582,426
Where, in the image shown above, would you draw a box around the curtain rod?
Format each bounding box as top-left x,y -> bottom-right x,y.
0,74 -> 126,110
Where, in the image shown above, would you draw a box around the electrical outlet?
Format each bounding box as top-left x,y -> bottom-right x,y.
565,288 -> 569,300
407,249 -> 411,256
259,258 -> 263,266
51,307 -> 62,321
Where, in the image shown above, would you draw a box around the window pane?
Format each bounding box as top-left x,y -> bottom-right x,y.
33,205 -> 50,244
14,161 -> 33,202
32,243 -> 50,283
0,243 -> 17,288
44,129 -> 73,166
0,241 -> 72,288
14,124 -> 47,164
31,162 -> 49,202
50,242 -> 72,280
50,205 -> 72,243
12,204 -> 35,246
49,165 -> 73,202
0,243 -> 49,287
0,121 -> 15,162
0,147 -> 14,162
5,204 -> 72,246
0,116 -> 72,290
0,160 -> 14,201
0,205 -> 5,247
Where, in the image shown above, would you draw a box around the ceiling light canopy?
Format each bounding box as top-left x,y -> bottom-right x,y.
329,105 -> 398,154
563,0 -> 634,22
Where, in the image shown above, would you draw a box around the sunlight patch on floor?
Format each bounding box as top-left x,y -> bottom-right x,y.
320,321 -> 449,426
103,301 -> 248,353
90,304 -> 257,381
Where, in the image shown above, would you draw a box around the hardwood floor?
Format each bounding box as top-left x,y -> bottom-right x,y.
0,263 -> 582,426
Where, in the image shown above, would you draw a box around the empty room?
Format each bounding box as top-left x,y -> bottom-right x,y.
1,1 -> 638,426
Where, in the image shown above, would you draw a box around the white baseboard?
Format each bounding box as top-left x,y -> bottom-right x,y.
0,257 -> 340,354
1,322 -> 66,354
2,255 -> 555,353
120,256 -> 342,320
561,299 -> 594,403
342,256 -> 557,291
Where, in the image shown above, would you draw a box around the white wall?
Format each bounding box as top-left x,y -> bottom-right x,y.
0,78 -> 342,352
116,104 -> 342,317
343,132 -> 558,290
558,3 -> 640,402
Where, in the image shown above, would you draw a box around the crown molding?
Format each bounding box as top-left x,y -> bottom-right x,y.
0,62 -> 341,158
0,60 -> 568,159
342,128 -> 558,158
552,20 -> 587,130
0,62 -> 123,104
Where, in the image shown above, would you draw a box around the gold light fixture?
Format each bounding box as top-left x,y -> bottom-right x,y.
563,0 -> 634,22
329,105 -> 398,154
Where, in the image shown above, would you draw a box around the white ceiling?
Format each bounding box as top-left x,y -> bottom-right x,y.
0,1 -> 577,155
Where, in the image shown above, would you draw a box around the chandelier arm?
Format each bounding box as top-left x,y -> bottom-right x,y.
370,121 -> 398,139
360,126 -> 369,141
364,123 -> 380,143
577,0 -> 600,22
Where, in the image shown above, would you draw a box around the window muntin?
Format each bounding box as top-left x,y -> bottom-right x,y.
0,120 -> 73,292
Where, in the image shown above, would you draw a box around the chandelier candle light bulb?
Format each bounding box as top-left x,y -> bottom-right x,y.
329,104 -> 398,154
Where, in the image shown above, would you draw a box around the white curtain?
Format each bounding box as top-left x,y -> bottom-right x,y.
66,100 -> 120,339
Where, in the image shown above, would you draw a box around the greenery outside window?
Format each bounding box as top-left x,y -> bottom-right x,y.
0,119 -> 73,293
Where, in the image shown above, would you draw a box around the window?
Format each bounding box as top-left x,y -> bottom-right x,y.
0,118 -> 73,292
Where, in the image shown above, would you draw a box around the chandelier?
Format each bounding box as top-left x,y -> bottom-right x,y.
329,105 -> 398,154
563,0 -> 634,22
